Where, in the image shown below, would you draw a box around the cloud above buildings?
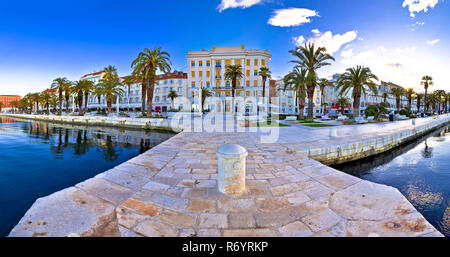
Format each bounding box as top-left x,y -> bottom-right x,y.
217,0 -> 262,12
402,0 -> 440,18
427,39 -> 440,46
268,8 -> 318,27
293,29 -> 358,55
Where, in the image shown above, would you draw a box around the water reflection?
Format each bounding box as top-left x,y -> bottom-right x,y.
0,116 -> 174,236
334,125 -> 450,236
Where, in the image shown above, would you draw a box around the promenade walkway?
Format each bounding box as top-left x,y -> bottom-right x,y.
8,114 -> 449,237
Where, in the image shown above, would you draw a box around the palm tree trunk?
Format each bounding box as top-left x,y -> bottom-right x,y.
84,93 -> 89,113
306,84 -> 315,120
353,96 -> 361,118
262,77 -> 266,113
147,78 -> 154,117
107,101 -> 112,113
141,81 -> 147,115
424,87 -> 428,113
59,91 -> 63,115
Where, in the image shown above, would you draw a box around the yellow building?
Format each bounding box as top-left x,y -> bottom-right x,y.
187,45 -> 271,113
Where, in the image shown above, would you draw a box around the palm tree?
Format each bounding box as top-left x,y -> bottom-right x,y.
336,66 -> 379,118
167,90 -> 179,110
97,79 -> 124,114
103,65 -> 119,82
10,100 -> 19,113
51,77 -> 68,115
258,67 -> 271,111
0,102 -> 4,112
435,90 -> 446,114
49,95 -> 59,114
82,80 -> 95,113
40,91 -> 52,114
289,43 -> 335,120
318,78 -> 329,115
445,93 -> 450,113
122,75 -> 137,112
63,80 -> 72,113
201,87 -> 212,113
427,92 -> 438,113
92,84 -> 104,111
71,81 -> 86,114
421,76 -> 433,113
29,93 -> 41,113
336,97 -> 351,115
415,93 -> 424,113
390,87 -> 405,113
405,88 -> 415,110
224,64 -> 244,113
283,68 -> 307,119
382,92 -> 389,103
131,47 -> 171,116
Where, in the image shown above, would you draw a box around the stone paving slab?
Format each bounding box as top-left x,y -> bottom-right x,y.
8,114 -> 449,237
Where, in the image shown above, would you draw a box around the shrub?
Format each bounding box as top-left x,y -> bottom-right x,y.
364,105 -> 379,117
399,108 -> 412,117
119,112 -> 130,117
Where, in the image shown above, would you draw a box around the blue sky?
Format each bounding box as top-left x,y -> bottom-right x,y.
0,0 -> 448,96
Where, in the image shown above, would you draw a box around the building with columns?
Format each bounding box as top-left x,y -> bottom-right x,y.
187,45 -> 271,113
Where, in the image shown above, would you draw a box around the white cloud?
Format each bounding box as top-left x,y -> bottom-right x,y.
293,29 -> 358,55
402,0 -> 439,18
427,39 -> 440,46
217,0 -> 262,12
395,46 -> 417,53
409,21 -> 425,31
340,49 -> 354,59
268,8 -> 318,27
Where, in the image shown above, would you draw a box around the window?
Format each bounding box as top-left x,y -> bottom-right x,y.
178,79 -> 182,84
170,80 -> 173,84
254,70 -> 258,76
191,82 -> 195,88
163,87 -> 167,93
178,87 -> 182,93
254,59 -> 258,66
246,80 -> 250,87
191,71 -> 195,77
246,91 -> 250,97
261,59 -> 266,66
163,96 -> 167,102
226,81 -> 230,88
225,59 -> 231,66
215,61 -> 221,67
206,61 -> 210,67
199,71 -> 203,77
199,61 -> 202,67
155,88 -> 160,94
206,71 -> 210,77
164,80 -> 168,84
246,70 -> 250,76
155,96 -> 160,102
191,61 -> 195,67
246,59 -> 250,66
206,82 -> 211,88
254,80 -> 258,87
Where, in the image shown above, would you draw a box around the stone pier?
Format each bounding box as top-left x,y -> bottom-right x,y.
7,114 -> 449,237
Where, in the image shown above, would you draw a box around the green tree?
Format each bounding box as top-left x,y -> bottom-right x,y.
63,80 -> 72,113
49,95 -> 59,113
318,78 -> 329,115
167,90 -> 179,110
289,43 -> 335,120
71,80 -> 88,114
336,66 -> 379,118
258,66 -> 271,110
51,77 -> 69,115
421,76 -> 433,113
201,87 -> 212,113
97,79 -> 124,114
390,87 -> 405,114
224,64 -> 244,113
405,88 -> 415,110
131,47 -> 171,116
415,93 -> 424,113
382,92 -> 389,103
336,97 -> 350,115
283,68 -> 307,119
435,90 -> 446,113
82,80 -> 95,113
92,84 -> 104,111
40,91 -> 52,114
29,93 -> 41,113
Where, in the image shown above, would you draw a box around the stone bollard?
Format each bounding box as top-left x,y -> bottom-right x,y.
329,127 -> 338,138
412,118 -> 416,126
216,144 -> 248,195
